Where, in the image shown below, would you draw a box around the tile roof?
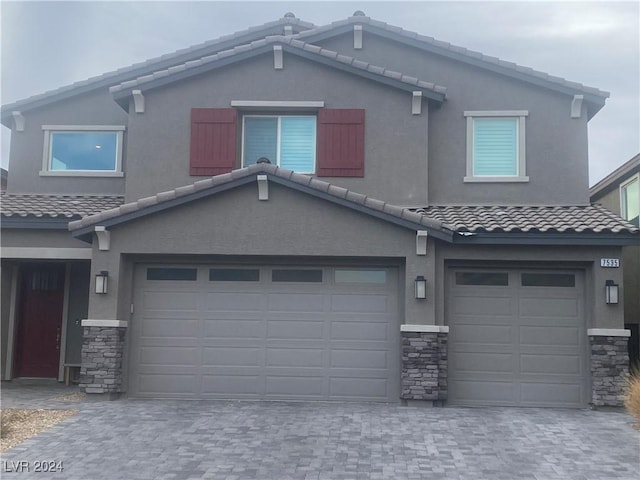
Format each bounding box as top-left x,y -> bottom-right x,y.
68,163 -> 448,237
412,205 -> 639,234
296,15 -> 609,101
109,35 -> 447,99
1,15 -> 314,119
1,192 -> 124,219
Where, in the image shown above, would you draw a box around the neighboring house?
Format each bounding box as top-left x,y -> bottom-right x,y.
590,153 -> 640,369
1,12 -> 638,408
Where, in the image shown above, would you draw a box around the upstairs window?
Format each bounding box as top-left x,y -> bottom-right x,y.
464,111 -> 529,183
621,174 -> 639,227
41,125 -> 124,177
190,107 -> 364,177
242,115 -> 316,173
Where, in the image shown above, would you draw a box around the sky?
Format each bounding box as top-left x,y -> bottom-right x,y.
1,0 -> 638,186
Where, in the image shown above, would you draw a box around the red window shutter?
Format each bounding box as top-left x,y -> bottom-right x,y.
190,108 -> 237,176
316,108 -> 365,177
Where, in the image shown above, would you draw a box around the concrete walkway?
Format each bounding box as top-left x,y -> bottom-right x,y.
1,385 -> 639,479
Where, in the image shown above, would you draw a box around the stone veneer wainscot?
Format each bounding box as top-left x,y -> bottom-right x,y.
588,329 -> 630,407
79,320 -> 127,396
401,325 -> 448,403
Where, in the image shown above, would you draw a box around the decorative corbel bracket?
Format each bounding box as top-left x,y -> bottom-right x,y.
132,90 -> 145,114
273,46 -> 283,70
12,111 -> 25,132
353,25 -> 363,49
416,230 -> 428,255
257,175 -> 269,200
412,91 -> 423,115
571,95 -> 584,118
95,226 -> 111,251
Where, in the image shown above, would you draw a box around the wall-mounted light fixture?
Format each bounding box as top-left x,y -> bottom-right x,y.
95,271 -> 109,294
605,280 -> 619,304
415,275 -> 427,300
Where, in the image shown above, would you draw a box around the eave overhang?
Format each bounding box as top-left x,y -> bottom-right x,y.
110,38 -> 447,111
452,231 -> 639,246
297,21 -> 608,119
69,166 -> 455,244
1,217 -> 76,230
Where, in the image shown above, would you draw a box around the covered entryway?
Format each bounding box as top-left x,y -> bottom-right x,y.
447,268 -> 588,407
129,264 -> 400,402
14,263 -> 65,378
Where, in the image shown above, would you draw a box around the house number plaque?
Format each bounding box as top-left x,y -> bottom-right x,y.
600,258 -> 620,268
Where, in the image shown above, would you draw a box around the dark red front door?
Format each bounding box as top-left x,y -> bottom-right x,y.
14,264 -> 65,378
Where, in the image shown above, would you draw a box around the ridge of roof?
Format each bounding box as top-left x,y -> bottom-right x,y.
1,15 -> 315,120
590,152 -> 640,200
411,204 -> 638,234
295,15 -> 609,101
109,35 -> 447,100
68,164 -> 448,238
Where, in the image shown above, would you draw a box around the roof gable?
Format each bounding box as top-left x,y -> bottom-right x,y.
110,36 -> 447,109
296,15 -> 609,118
0,15 -> 315,125
590,153 -> 640,201
69,164 -> 453,242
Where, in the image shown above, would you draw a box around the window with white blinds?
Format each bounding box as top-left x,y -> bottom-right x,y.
464,111 -> 529,183
242,115 -> 316,173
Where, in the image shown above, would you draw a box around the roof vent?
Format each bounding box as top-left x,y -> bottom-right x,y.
283,12 -> 296,18
353,10 -> 366,16
256,157 -> 272,164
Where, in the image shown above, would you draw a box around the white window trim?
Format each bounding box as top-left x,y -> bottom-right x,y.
40,125 -> 125,177
620,172 -> 640,222
463,111 -> 529,183
241,115 -> 316,174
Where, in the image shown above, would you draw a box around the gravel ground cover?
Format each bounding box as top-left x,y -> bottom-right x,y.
1,390 -> 85,452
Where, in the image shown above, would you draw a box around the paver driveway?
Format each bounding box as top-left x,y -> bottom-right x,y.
1,393 -> 639,480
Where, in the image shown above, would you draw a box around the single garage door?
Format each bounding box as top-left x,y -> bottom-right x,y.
129,264 -> 400,401
447,269 -> 588,408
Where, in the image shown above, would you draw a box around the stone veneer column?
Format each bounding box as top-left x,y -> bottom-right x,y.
400,325 -> 448,403
588,329 -> 630,407
79,320 -> 127,397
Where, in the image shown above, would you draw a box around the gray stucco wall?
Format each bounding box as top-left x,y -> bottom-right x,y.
5,30 -> 594,209
85,182 -> 431,327
65,261 -> 91,365
593,187 -> 640,325
124,53 -> 428,205
318,32 -> 591,206
434,243 -> 625,330
6,90 -> 127,196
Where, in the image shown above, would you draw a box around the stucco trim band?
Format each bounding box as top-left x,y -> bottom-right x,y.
82,319 -> 129,328
401,324 -> 450,333
587,328 -> 631,337
1,247 -> 92,259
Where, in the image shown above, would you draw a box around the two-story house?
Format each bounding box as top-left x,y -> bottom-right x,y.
590,153 -> 640,370
1,12 -> 637,408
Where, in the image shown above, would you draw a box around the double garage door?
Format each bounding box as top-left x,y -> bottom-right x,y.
447,268 -> 588,408
129,264 -> 400,402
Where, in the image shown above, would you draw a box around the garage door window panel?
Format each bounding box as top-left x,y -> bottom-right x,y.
272,269 -> 323,283
455,272 -> 509,286
335,269 -> 387,284
521,273 -> 575,287
146,268 -> 198,281
209,268 -> 260,282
